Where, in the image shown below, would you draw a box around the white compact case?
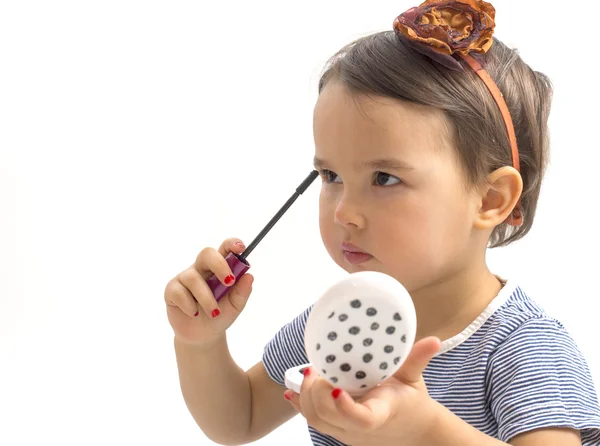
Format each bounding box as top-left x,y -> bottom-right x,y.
285,271 -> 417,397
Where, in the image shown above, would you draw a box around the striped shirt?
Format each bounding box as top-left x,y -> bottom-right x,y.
262,281 -> 600,445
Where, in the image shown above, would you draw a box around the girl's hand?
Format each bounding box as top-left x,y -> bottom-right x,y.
284,337 -> 443,446
164,238 -> 254,346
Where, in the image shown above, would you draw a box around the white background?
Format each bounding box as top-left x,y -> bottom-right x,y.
1,1 -> 599,445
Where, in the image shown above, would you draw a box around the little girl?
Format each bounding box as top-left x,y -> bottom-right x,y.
165,1 -> 600,445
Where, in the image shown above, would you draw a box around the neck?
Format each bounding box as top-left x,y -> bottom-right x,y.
410,263 -> 503,343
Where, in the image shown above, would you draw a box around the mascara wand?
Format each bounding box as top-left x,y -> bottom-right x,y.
206,170 -> 319,301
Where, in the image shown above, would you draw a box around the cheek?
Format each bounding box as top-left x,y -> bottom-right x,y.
318,190 -> 338,255
416,197 -> 471,252
374,193 -> 471,285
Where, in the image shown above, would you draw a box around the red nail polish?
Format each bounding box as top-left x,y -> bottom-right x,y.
212,309 -> 220,318
303,367 -> 311,377
224,275 -> 234,285
194,311 -> 199,317
284,392 -> 292,401
332,388 -> 342,399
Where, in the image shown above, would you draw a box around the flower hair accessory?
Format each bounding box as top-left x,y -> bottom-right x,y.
393,0 -> 522,226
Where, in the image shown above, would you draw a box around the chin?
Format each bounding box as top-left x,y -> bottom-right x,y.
332,256 -> 353,273
337,256 -> 376,273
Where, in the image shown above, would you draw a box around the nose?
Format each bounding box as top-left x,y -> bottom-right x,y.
334,192 -> 366,229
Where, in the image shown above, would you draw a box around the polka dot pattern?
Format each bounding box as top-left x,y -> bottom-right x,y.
303,271 -> 416,397
310,296 -> 410,395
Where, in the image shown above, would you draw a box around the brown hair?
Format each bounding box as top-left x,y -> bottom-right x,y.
318,31 -> 553,248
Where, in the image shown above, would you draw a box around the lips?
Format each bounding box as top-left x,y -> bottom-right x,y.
341,242 -> 373,265
341,242 -> 368,254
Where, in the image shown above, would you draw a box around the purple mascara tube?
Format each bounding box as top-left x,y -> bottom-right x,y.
206,253 -> 251,302
206,170 -> 319,302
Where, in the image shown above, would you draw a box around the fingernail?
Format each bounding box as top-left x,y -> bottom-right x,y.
212,309 -> 220,318
284,392 -> 292,401
224,275 -> 235,285
194,311 -> 199,317
332,388 -> 342,399
235,242 -> 245,248
303,367 -> 311,377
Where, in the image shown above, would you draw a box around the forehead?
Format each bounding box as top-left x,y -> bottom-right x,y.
313,82 -> 451,166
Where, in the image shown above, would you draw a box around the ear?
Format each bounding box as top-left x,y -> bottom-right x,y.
473,166 -> 523,230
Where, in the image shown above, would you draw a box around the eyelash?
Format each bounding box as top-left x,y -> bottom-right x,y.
318,169 -> 403,187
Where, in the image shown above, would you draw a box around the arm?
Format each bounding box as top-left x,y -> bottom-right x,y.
174,335 -> 297,445
510,428 -> 581,446
426,402 -> 582,446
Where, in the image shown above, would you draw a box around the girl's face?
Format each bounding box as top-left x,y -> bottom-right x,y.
314,82 -> 482,293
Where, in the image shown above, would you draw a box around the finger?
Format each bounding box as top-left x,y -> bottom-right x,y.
178,268 -> 221,319
298,368 -> 346,436
194,247 -> 237,285
310,376 -> 348,429
220,273 -> 254,315
217,237 -> 246,258
393,336 -> 441,384
297,367 -> 320,424
283,390 -> 301,412
287,377 -> 347,440
332,388 -> 394,432
164,278 -> 200,318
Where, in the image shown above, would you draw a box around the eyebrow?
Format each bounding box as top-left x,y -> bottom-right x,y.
313,157 -> 414,171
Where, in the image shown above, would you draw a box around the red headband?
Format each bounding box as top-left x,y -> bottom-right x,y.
393,0 -> 522,226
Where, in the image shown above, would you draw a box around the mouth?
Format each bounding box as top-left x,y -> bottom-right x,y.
341,242 -> 373,265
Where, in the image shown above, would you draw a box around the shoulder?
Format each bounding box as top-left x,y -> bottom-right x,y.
483,285 -> 589,383
489,284 -> 557,332
486,285 -> 575,358
438,282 -> 560,355
459,283 -> 573,354
483,285 -> 600,443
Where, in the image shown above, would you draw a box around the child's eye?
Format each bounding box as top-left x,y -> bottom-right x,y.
318,170 -> 401,186
320,169 -> 342,183
374,171 -> 402,186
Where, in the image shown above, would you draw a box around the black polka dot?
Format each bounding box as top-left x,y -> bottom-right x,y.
356,371 -> 366,379
340,363 -> 351,372
328,311 -> 335,319
326,355 -> 336,363
401,334 -> 407,343
322,369 -> 327,374
338,314 -> 348,322
343,343 -> 353,352
350,299 -> 361,308
394,357 -> 401,365
316,343 -> 321,351
381,375 -> 387,380
328,332 -> 337,341
384,345 -> 394,353
349,326 -> 360,335
363,353 -> 373,363
363,338 -> 373,347
366,307 -> 377,316
371,322 -> 379,330
331,377 -> 338,383
380,362 -> 388,370
393,312 -> 402,321
386,326 -> 396,335
361,384 -> 367,388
